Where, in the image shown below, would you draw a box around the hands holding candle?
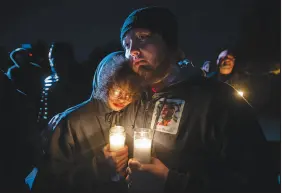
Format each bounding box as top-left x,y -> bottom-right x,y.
104,127 -> 169,184
103,144 -> 129,174
125,128 -> 169,192
103,126 -> 128,178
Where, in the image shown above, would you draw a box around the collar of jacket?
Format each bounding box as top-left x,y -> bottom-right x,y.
149,66 -> 205,101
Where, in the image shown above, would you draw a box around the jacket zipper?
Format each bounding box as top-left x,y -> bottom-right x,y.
144,101 -> 151,128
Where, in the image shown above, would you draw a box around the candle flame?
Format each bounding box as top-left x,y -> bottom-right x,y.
237,91 -> 244,97
110,135 -> 125,146
109,133 -> 125,151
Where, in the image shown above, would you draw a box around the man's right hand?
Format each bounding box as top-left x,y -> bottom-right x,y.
103,144 -> 128,175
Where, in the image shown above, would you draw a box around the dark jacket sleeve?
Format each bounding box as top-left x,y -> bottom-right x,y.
39,117 -> 114,193
164,87 -> 271,193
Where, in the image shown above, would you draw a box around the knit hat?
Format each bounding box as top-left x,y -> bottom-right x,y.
120,7 -> 178,49
92,51 -> 142,102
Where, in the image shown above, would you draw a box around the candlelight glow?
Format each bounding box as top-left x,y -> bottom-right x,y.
109,126 -> 125,152
110,134 -> 125,146
110,134 -> 125,151
109,126 -> 125,181
134,138 -> 152,163
237,90 -> 244,97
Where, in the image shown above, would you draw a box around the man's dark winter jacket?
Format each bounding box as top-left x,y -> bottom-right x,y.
121,73 -> 272,193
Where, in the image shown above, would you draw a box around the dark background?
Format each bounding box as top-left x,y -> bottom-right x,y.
0,0 -> 280,141
0,0 -> 280,186
0,0 -> 280,66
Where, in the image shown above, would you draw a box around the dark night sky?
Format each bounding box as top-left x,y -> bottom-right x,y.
0,0 -> 280,66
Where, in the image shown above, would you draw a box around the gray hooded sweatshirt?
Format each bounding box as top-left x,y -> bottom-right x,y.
33,51 -> 129,193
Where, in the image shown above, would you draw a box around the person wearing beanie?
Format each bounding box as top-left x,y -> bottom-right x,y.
119,6 -> 274,193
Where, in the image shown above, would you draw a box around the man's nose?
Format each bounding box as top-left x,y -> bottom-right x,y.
129,40 -> 140,59
131,50 -> 140,59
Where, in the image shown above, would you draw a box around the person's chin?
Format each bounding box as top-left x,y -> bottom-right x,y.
113,107 -> 122,111
220,69 -> 232,75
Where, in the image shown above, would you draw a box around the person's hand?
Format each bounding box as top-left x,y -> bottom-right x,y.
126,157 -> 169,183
103,144 -> 128,175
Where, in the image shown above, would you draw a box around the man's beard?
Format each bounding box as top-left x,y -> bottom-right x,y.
137,63 -> 170,85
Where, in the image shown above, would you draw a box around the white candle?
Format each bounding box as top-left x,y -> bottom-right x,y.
110,133 -> 125,151
134,138 -> 152,164
109,126 -> 126,182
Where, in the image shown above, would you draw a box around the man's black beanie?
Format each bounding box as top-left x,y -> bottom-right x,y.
120,7 -> 178,49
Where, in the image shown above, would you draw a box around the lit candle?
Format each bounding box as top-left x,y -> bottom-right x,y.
133,128 -> 153,164
109,126 -> 125,152
109,126 -> 126,182
134,138 -> 152,164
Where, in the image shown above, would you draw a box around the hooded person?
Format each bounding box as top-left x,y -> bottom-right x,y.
6,48 -> 44,100
37,42 -> 91,131
6,48 -> 44,124
206,49 -> 254,105
118,7 -> 274,193
206,49 -> 244,83
32,51 -> 143,193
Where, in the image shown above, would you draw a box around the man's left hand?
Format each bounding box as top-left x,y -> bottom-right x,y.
126,157 -> 169,182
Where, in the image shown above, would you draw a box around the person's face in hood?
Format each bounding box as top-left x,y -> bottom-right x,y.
217,50 -> 235,75
107,84 -> 134,111
122,28 -> 171,84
